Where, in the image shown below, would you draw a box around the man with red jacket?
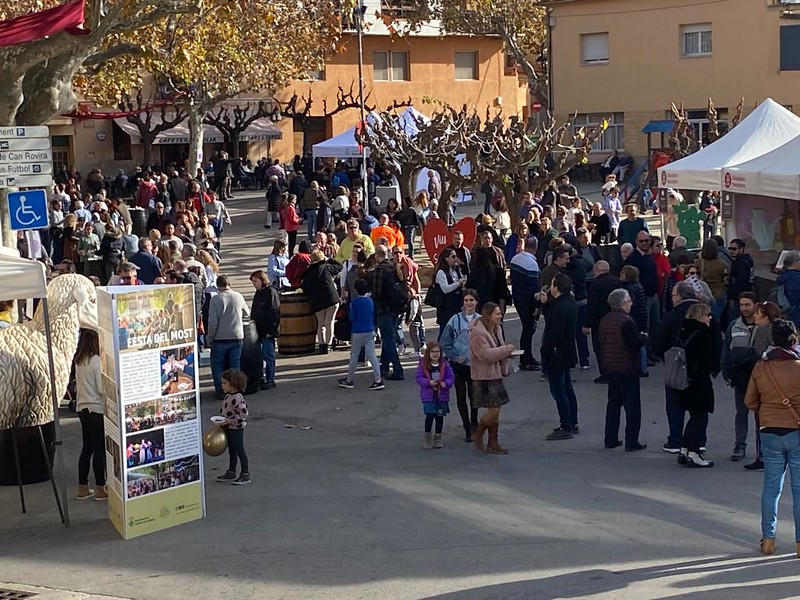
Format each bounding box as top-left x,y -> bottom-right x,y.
599,288 -> 648,451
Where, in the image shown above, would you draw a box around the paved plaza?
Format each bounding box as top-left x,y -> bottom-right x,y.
1,191 -> 799,600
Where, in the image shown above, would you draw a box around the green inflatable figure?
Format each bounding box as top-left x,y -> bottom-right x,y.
673,202 -> 704,249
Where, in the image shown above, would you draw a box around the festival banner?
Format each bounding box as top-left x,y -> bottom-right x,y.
97,284 -> 205,539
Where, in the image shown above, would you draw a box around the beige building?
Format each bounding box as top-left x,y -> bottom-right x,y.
550,0 -> 800,164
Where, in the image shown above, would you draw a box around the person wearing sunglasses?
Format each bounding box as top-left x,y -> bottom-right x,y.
118,262 -> 143,286
335,218 -> 375,262
727,239 -> 754,319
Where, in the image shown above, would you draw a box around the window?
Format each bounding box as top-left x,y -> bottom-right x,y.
573,113 -> 624,151
380,0 -> 420,18
307,68 -> 326,81
667,108 -> 728,147
581,33 -> 609,64
781,26 -> 800,71
373,51 -> 409,81
681,24 -> 712,57
455,52 -> 478,80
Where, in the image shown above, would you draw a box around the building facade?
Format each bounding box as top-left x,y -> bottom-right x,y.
550,0 -> 800,162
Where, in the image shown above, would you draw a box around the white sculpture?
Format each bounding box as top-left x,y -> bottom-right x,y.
0,274 -> 98,429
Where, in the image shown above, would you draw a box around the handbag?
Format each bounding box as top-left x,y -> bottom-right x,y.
763,362 -> 800,427
424,282 -> 444,308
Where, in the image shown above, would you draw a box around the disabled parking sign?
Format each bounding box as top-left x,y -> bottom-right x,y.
8,189 -> 49,230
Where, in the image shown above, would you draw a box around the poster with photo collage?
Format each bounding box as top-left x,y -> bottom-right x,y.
98,284 -> 205,539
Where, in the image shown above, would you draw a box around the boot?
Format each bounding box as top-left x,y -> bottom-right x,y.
433,433 -> 444,449
94,485 -> 108,500
473,421 -> 488,452
76,484 -> 94,500
486,423 -> 509,454
423,432 -> 432,449
463,425 -> 473,443
687,451 -> 714,468
760,538 -> 776,555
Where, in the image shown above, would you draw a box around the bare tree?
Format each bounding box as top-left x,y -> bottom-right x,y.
118,91 -> 187,168
204,100 -> 273,158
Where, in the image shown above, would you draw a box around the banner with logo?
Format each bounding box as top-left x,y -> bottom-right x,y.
97,284 -> 205,539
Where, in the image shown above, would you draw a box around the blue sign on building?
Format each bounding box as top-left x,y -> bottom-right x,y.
8,189 -> 49,231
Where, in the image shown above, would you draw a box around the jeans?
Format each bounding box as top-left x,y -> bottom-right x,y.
711,296 -> 727,323
760,431 -> 800,541
515,298 -> 537,365
225,428 -> 249,474
403,225 -> 415,257
377,313 -> 403,376
604,375 -> 641,447
305,209 -> 318,238
576,303 -> 590,367
640,346 -> 648,375
315,304 -> 338,347
260,337 -> 276,384
408,299 -> 426,351
734,387 -> 749,448
211,340 -> 243,393
348,331 -> 381,382
78,410 -> 106,486
665,386 -> 708,448
548,369 -> 578,431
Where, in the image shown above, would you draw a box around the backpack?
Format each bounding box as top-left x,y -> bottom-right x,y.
383,270 -> 412,315
664,330 -> 699,390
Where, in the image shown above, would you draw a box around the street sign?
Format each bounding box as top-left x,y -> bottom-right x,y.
8,189 -> 49,231
0,138 -> 52,151
0,126 -> 50,139
0,163 -> 52,176
532,101 -> 542,112
0,149 -> 53,163
2,175 -> 54,188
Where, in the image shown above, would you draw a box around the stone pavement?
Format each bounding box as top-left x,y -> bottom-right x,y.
1,189 -> 798,600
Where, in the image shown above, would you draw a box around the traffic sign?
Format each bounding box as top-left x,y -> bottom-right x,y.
0,138 -> 52,151
8,189 -> 49,231
0,149 -> 52,164
2,175 -> 54,188
0,163 -> 52,176
0,126 -> 50,139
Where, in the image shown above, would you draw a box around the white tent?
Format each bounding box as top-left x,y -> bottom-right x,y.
721,134 -> 800,201
312,107 -> 431,159
0,248 -> 69,525
658,98 -> 800,191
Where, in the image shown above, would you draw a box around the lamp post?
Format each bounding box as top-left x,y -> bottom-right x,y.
355,0 -> 369,207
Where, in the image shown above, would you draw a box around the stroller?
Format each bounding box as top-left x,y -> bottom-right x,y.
331,301 -> 351,349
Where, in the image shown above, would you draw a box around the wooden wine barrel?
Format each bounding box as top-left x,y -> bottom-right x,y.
279,292 -> 317,356
130,207 -> 148,237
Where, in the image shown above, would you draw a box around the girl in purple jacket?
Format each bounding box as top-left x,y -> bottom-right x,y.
416,342 -> 455,449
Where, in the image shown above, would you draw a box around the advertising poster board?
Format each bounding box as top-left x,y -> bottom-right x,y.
97,284 -> 205,539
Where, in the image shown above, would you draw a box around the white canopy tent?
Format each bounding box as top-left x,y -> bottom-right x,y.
658,98 -> 800,191
0,248 -> 69,525
114,116 -> 282,144
721,134 -> 800,201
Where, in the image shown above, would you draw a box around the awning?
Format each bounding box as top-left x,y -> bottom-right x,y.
642,120 -> 674,134
114,116 -> 282,145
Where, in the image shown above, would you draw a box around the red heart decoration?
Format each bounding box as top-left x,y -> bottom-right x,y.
422,217 -> 477,264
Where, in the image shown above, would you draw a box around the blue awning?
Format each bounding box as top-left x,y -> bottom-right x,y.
642,120 -> 674,134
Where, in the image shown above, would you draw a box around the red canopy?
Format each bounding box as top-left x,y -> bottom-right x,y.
0,0 -> 89,48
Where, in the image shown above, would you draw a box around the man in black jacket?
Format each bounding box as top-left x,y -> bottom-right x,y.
583,260 -> 622,383
599,288 -> 648,451
564,246 -> 592,369
539,273 -> 579,440
250,270 -> 280,390
371,245 -> 405,380
727,239 -> 754,318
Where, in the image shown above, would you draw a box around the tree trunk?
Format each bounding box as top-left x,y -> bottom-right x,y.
141,134 -> 155,168
229,132 -> 241,158
398,168 -> 415,202
188,108 -> 205,175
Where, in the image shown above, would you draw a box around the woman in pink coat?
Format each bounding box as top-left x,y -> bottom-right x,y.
469,302 -> 514,454
281,194 -> 302,255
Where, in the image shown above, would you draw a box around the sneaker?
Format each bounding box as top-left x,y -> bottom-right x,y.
744,458 -> 764,471
730,446 -> 746,462
593,376 -> 608,384
605,441 -> 623,449
216,471 -> 237,482
386,372 -> 405,381
572,425 -> 580,435
233,473 -> 252,485
337,378 -> 354,389
625,442 -> 648,452
369,380 -> 385,391
687,452 -> 714,468
546,428 -> 574,441
580,364 -> 591,370
661,444 -> 681,454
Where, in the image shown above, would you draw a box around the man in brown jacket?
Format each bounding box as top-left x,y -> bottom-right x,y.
598,288 -> 648,451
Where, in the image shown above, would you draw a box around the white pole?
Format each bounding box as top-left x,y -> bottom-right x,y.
43,299 -> 70,527
356,0 -> 369,208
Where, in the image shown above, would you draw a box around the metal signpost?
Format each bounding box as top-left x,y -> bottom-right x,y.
0,126 -> 53,247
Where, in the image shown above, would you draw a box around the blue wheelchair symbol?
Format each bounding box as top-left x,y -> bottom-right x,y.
8,189 -> 49,231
